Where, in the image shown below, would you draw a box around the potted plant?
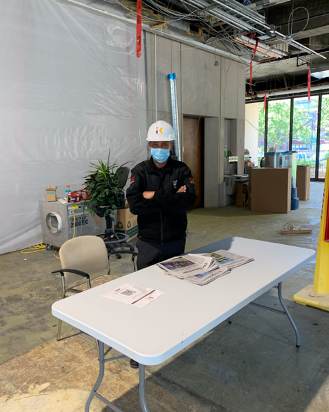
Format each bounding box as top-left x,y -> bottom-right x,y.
83,151 -> 127,217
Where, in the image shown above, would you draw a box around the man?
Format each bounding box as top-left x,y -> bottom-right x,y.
127,120 -> 197,271
126,120 -> 196,369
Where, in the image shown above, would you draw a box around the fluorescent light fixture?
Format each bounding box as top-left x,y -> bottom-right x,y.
311,62 -> 329,79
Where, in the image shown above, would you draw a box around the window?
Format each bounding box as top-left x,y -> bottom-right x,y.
246,92 -> 328,181
258,103 -> 265,166
293,96 -> 319,179
267,99 -> 290,152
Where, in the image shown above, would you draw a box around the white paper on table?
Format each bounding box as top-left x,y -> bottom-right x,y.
101,283 -> 164,307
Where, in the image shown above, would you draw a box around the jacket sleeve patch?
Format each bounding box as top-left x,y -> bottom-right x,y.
130,177 -> 135,185
189,177 -> 195,185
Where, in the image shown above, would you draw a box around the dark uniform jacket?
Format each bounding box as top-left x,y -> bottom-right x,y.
126,157 -> 197,244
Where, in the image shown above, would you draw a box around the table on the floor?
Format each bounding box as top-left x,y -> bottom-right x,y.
52,237 -> 315,412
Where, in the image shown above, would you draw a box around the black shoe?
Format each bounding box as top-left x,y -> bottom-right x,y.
130,359 -> 139,369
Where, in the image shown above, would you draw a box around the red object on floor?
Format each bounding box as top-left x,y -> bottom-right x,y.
136,0 -> 142,58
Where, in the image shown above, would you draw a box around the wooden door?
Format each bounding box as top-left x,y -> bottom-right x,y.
183,117 -> 204,209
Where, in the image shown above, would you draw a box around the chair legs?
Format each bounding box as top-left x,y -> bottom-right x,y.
56,255 -> 136,349
57,278 -> 66,341
57,319 -> 62,341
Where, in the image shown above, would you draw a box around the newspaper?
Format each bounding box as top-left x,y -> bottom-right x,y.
102,283 -> 164,308
164,264 -> 230,286
196,250 -> 254,269
157,250 -> 254,286
156,255 -> 214,279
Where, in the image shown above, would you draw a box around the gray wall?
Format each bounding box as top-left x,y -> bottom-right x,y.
145,33 -> 246,208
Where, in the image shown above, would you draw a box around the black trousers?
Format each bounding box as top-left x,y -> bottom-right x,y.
136,238 -> 186,271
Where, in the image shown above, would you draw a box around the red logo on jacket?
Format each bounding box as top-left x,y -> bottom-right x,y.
189,178 -> 195,185
130,177 -> 135,185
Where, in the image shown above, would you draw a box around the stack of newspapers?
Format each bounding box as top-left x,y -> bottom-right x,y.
157,250 -> 254,286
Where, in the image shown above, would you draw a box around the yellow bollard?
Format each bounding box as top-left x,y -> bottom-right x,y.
294,158 -> 329,311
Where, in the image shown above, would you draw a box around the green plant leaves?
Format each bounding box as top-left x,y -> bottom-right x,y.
83,149 -> 128,216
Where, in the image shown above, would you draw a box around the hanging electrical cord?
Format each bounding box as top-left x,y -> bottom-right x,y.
288,7 -> 310,38
144,0 -> 199,20
115,0 -> 200,23
178,0 -> 252,60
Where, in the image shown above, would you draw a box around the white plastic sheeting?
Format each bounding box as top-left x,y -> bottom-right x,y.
0,0 -> 147,254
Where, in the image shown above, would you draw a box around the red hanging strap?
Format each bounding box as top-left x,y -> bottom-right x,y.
263,92 -> 267,113
308,64 -> 311,101
249,40 -> 259,87
136,0 -> 142,58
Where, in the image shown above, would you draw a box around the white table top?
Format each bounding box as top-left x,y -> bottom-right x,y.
52,237 -> 315,365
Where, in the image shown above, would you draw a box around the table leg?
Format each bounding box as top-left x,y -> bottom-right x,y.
139,364 -> 150,412
85,341 -> 105,412
85,340 -> 125,412
85,342 -> 145,412
278,282 -> 301,348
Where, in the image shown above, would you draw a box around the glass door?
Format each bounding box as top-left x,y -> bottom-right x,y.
267,99 -> 290,152
257,103 -> 265,166
292,96 -> 319,179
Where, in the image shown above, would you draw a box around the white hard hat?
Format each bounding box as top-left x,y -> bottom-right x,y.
146,120 -> 175,141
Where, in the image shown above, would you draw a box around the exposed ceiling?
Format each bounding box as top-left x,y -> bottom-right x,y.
66,0 -> 329,98
247,0 -> 329,98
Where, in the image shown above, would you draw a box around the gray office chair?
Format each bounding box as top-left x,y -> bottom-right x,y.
52,235 -> 135,342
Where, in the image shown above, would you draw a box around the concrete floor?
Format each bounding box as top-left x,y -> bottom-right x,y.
1,182 -> 329,412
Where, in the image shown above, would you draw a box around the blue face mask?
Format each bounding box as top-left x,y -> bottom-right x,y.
151,148 -> 170,163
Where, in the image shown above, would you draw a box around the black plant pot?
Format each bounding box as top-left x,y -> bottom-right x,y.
93,193 -> 125,217
94,205 -> 111,218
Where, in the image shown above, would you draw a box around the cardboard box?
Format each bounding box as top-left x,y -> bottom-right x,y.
297,165 -> 310,200
46,186 -> 57,202
236,181 -> 249,208
114,206 -> 138,241
249,168 -> 292,213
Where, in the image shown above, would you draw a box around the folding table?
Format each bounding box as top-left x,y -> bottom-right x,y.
52,237 -> 315,412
